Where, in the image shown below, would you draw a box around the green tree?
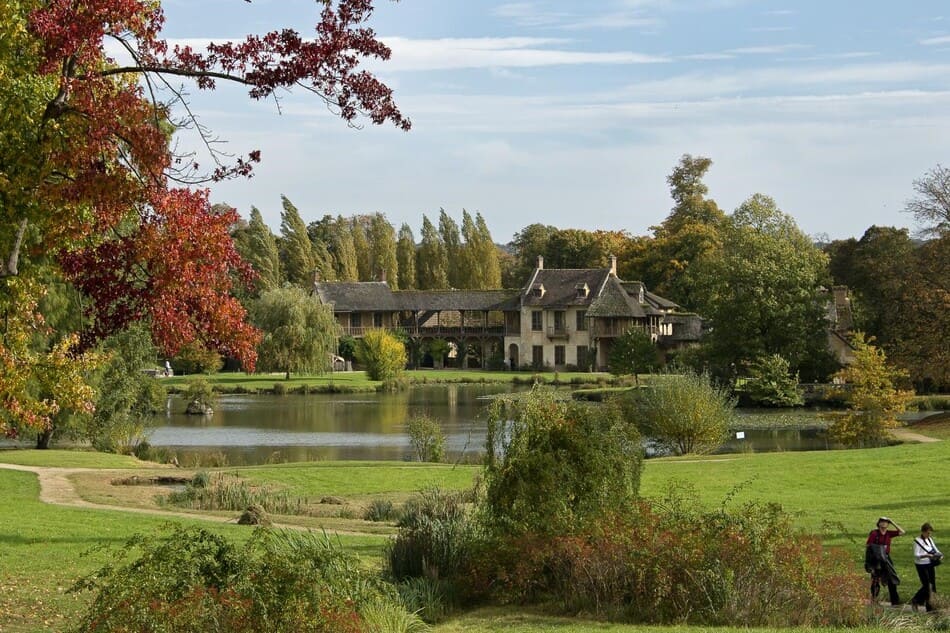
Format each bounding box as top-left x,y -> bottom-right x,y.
278,196 -> 317,286
395,223 -> 417,289
483,386 -> 642,537
509,223 -> 558,283
327,215 -> 359,281
459,210 -> 501,289
544,228 -> 604,269
608,328 -> 660,382
634,370 -> 734,456
889,234 -> 950,391
351,218 -> 372,281
233,207 -> 281,294
827,333 -> 914,447
439,209 -> 463,288
367,212 -> 398,286
87,325 -> 166,453
742,354 -> 804,407
406,413 -> 445,462
249,286 -> 340,379
628,154 -> 725,308
355,329 -> 407,381
416,215 -> 448,290
693,194 -> 832,381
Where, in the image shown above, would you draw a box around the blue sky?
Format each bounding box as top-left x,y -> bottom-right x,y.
158,0 -> 950,243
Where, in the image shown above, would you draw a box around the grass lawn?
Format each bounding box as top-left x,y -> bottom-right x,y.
2,421 -> 948,632
161,368 -> 617,393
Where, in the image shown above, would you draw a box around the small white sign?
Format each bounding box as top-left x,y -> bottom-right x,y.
735,431 -> 746,440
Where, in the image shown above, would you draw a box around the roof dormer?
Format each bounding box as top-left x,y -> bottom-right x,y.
531,283 -> 545,298
575,283 -> 589,298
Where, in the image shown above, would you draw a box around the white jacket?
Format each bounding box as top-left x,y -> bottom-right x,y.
914,536 -> 942,565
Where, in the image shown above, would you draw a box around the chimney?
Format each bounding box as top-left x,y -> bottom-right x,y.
379,268 -> 387,283
609,255 -> 617,276
537,255 -> 544,270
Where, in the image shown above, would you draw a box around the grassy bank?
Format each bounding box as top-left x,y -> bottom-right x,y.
2,421 -> 948,631
161,368 -> 617,394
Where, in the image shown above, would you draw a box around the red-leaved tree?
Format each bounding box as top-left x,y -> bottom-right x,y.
0,0 -> 408,433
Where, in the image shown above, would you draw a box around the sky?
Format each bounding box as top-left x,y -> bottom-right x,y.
157,0 -> 950,243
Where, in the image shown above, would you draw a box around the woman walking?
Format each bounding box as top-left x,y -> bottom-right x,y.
911,522 -> 943,612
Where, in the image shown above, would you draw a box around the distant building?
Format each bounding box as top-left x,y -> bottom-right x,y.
313,256 -> 701,371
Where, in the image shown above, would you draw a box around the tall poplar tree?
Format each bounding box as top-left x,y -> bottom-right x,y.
279,196 -> 317,286
351,217 -> 372,281
233,207 -> 281,293
416,215 -> 448,290
396,223 -> 417,289
368,213 -> 398,286
439,209 -> 463,288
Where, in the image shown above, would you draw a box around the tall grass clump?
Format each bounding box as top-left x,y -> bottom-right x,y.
162,472 -> 306,516
386,488 -> 474,582
69,526 -> 411,633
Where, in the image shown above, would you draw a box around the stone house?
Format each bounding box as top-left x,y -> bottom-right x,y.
313,256 -> 701,371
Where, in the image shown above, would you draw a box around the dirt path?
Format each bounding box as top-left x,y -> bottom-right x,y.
890,427 -> 941,443
0,463 -> 384,536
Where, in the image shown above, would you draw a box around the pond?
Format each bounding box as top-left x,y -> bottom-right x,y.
146,386 -> 857,466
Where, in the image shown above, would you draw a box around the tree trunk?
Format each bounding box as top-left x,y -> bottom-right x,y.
35,428 -> 53,449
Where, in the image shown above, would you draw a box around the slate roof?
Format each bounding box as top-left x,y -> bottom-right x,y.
521,269 -> 611,308
314,282 -> 520,313
587,278 -> 678,318
313,282 -> 399,312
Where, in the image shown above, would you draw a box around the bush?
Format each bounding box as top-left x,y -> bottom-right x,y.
71,526 -> 412,633
364,498 -> 397,522
633,370 -> 734,455
357,329 -> 408,381
406,414 -> 445,463
182,377 -> 217,413
387,488 -> 473,582
608,328 -> 661,379
742,354 -> 804,407
172,341 -> 224,375
483,386 -> 642,538
468,483 -> 866,627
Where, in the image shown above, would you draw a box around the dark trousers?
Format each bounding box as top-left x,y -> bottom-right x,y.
871,569 -> 901,605
911,563 -> 937,611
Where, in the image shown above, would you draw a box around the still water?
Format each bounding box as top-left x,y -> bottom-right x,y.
147,386 -> 842,466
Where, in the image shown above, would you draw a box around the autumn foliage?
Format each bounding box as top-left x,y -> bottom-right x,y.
1,0 -> 408,433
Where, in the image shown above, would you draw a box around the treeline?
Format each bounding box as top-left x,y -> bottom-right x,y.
228,156 -> 949,392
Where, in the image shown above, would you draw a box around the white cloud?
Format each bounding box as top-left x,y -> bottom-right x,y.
726,43 -> 810,55
920,34 -> 950,46
377,36 -> 670,71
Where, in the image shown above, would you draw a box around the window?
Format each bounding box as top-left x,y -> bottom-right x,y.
350,313 -> 362,328
531,311 -> 543,331
532,345 -> 544,367
576,309 -> 587,331
373,313 -> 383,328
553,311 -> 566,333
554,345 -> 565,366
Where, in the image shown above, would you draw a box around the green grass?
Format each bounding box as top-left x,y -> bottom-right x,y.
233,461 -> 479,497
162,368 -> 616,393
0,449 -> 149,468
4,424 -> 950,632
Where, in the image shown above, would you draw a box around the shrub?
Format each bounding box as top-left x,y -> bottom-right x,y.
182,377 -> 217,413
469,483 -> 866,627
742,354 -> 804,407
70,526 -> 409,633
406,414 -> 446,463
633,370 -> 734,455
357,329 -> 408,381
397,577 -> 450,624
364,498 -> 397,522
827,333 -> 915,447
483,386 -> 642,538
272,381 -> 287,395
172,341 -> 224,375
608,328 -> 661,380
387,488 -> 473,582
